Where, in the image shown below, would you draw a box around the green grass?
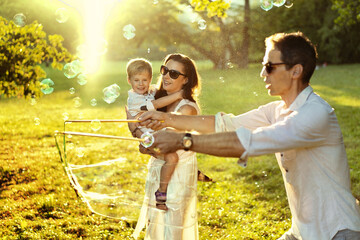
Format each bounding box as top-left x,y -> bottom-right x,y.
1,61 -> 359,239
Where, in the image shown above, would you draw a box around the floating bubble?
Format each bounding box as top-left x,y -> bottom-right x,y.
253,91 -> 258,96
198,19 -> 207,30
284,0 -> 293,8
153,0 -> 159,4
147,48 -> 151,54
123,31 -> 135,40
90,98 -> 97,107
55,8 -> 69,23
69,87 -> 75,94
103,84 -> 120,104
34,117 -> 40,125
40,78 -> 55,94
219,76 -> 225,83
63,63 -> 77,79
123,24 -> 136,40
91,120 -> 101,131
67,134 -> 72,139
62,112 -> 69,121
77,74 -> 87,86
140,132 -> 154,148
78,112 -> 84,119
13,13 -> 26,27
71,60 -> 84,75
226,61 -> 234,69
76,147 -> 85,158
273,0 -> 286,7
260,0 -> 273,11
73,97 -> 82,108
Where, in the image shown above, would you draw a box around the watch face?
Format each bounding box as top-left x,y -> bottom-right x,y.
184,138 -> 192,148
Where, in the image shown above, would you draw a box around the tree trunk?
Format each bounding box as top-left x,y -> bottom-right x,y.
239,0 -> 250,68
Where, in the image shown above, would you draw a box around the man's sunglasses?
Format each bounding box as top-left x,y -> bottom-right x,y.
160,65 -> 187,79
262,62 -> 287,74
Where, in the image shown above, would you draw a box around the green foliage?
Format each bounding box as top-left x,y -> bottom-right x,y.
191,0 -> 230,18
332,0 -> 360,26
0,16 -> 73,99
255,0 -> 360,64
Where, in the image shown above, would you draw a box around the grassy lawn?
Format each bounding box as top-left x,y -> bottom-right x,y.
1,61 -> 359,239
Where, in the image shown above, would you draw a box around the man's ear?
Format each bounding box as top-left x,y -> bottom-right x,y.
292,64 -> 303,79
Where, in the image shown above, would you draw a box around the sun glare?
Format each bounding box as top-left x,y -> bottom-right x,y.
76,0 -> 117,74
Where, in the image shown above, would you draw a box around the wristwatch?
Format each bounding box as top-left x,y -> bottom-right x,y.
182,133 -> 193,151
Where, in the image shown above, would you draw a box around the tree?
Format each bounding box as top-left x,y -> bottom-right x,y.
332,0 -> 360,27
0,16 -> 73,98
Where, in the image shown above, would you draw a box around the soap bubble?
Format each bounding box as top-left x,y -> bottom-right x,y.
226,61 -> 234,69
91,120 -> 101,131
30,97 -> 37,106
55,8 -> 69,23
34,117 -> 40,125
76,147 -> 85,157
260,0 -> 273,11
123,24 -> 136,40
103,84 -> 121,104
13,13 -> 26,27
69,87 -> 75,94
273,0 -> 286,7
63,63 -> 77,79
73,97 -> 82,108
40,78 -> 55,94
219,76 -> 225,83
77,74 -> 87,86
198,19 -> 207,30
62,112 -> 69,121
147,48 -> 151,54
90,98 -> 97,107
284,0 -> 293,8
71,60 -> 84,75
140,132 -> 154,148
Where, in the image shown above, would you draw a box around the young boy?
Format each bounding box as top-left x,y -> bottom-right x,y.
126,58 -> 182,210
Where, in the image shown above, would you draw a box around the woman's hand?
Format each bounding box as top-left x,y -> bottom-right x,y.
138,111 -> 168,131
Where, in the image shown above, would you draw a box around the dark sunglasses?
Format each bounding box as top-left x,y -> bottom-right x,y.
160,65 -> 187,79
262,62 -> 287,74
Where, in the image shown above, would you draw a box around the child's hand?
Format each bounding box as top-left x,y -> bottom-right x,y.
125,106 -> 140,136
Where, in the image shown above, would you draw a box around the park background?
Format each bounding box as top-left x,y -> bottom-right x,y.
1,0 -> 360,239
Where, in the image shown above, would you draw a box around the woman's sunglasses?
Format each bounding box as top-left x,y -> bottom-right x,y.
262,62 -> 287,74
160,65 -> 187,79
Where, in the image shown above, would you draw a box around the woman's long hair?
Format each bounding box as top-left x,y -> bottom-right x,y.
155,53 -> 201,112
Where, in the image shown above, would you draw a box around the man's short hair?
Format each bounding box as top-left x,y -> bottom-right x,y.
126,58 -> 152,79
265,32 -> 318,84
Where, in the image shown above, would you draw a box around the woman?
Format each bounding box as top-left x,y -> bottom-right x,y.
129,53 -> 201,240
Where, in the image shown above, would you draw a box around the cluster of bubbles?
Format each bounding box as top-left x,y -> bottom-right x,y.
260,0 -> 294,11
64,60 -> 84,79
103,84 -> 121,104
123,24 -> 136,40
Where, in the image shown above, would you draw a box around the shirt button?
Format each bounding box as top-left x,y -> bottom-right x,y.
285,169 -> 289,172
281,153 -> 284,157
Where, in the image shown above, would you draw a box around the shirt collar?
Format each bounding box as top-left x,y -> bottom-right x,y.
289,85 -> 313,111
279,85 -> 313,115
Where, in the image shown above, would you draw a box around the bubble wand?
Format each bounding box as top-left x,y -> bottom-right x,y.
55,130 -> 155,148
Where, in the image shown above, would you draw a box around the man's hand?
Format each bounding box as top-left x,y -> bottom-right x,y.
138,111 -> 168,131
151,131 -> 183,154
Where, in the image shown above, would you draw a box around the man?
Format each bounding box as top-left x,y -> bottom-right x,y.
138,32 -> 360,239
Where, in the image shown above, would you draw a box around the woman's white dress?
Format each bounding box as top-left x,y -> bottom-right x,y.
133,99 -> 200,240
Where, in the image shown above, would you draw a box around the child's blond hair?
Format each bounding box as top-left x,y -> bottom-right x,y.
126,58 -> 152,79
